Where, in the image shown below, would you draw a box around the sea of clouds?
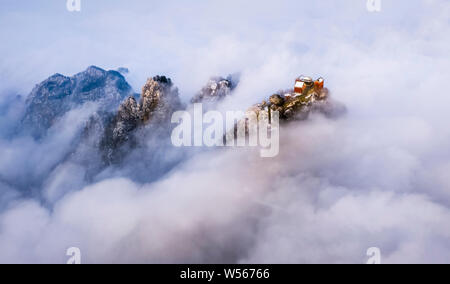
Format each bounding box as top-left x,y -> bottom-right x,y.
0,0 -> 449,263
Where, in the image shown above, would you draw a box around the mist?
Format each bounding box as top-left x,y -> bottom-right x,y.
0,0 -> 449,263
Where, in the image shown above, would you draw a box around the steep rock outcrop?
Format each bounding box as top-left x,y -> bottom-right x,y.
248,86 -> 345,122
100,76 -> 184,164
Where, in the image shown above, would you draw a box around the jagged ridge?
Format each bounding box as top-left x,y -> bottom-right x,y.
22,66 -> 135,138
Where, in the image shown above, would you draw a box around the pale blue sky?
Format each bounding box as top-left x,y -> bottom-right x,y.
0,0 -> 446,102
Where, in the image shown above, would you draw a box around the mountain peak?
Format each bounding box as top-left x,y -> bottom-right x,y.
86,65 -> 105,72
191,76 -> 236,104
22,66 -> 135,138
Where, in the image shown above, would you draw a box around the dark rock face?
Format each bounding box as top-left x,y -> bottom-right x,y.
100,76 -> 184,164
140,76 -> 181,124
269,94 -> 285,107
190,76 -> 237,104
249,87 -> 345,122
22,66 -> 135,138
